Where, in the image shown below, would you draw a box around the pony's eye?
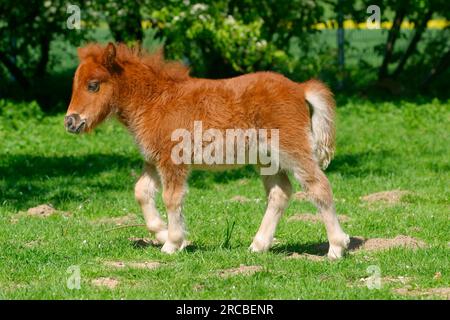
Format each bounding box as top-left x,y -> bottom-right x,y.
87,81 -> 100,92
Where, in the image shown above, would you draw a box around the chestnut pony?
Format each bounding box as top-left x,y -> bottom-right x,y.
65,43 -> 350,259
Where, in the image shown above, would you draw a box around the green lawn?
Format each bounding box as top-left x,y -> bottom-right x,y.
0,97 -> 448,299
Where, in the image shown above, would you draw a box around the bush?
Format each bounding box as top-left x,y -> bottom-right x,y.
146,1 -> 329,79
0,100 -> 44,122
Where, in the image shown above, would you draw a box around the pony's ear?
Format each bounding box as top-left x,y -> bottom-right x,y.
102,42 -> 116,69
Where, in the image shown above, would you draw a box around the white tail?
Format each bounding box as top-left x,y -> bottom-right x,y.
303,79 -> 336,170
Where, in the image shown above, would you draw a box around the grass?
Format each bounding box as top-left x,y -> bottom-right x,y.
0,97 -> 448,299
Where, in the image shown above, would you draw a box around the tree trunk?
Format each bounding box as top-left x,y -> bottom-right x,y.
393,9 -> 433,79
378,8 -> 407,80
0,51 -> 30,89
420,49 -> 450,88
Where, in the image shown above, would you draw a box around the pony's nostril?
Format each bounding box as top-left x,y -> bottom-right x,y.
65,114 -> 85,134
65,116 -> 74,128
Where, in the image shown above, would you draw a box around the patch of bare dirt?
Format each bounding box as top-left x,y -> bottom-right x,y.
341,235 -> 426,253
104,260 -> 161,270
393,287 -> 450,300
292,191 -> 308,201
91,277 -> 119,289
285,252 -> 325,262
362,235 -> 426,252
11,204 -> 71,223
219,265 -> 263,278
93,213 -> 138,226
361,190 -> 411,204
27,204 -> 57,217
287,213 -> 350,223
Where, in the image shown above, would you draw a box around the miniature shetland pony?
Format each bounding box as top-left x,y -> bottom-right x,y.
65,43 -> 350,259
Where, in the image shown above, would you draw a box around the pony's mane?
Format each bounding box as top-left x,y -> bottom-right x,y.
78,43 -> 190,82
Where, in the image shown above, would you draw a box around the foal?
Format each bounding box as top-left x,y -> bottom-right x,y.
65,43 -> 350,259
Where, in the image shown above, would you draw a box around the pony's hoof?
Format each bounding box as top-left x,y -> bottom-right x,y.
327,233 -> 350,260
161,241 -> 181,254
249,238 -> 271,253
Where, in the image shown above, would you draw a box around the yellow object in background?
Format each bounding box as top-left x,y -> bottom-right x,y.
314,19 -> 449,30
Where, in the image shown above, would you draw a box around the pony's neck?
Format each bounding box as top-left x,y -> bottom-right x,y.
114,62 -> 173,129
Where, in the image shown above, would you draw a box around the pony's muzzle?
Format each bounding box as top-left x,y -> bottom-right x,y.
65,114 -> 86,134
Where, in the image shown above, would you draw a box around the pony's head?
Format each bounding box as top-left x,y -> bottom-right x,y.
65,42 -> 120,134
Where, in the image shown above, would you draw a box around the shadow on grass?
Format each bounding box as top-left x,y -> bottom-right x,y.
189,165 -> 259,188
188,149 -> 396,189
0,147 -> 395,211
128,237 -> 206,253
127,237 -> 366,255
272,237 -> 365,256
327,149 -> 395,176
0,153 -> 141,179
0,152 -> 262,210
0,153 -> 141,210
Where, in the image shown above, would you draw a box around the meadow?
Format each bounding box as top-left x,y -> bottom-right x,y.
0,96 -> 448,299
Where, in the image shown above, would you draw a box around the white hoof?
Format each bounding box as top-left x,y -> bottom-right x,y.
161,241 -> 181,254
328,233 -> 350,260
249,237 -> 272,253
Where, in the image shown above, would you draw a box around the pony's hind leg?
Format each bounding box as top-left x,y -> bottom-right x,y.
134,163 -> 168,244
250,171 -> 292,252
292,157 -> 350,260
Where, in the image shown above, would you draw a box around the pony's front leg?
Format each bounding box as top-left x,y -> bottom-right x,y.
135,163 -> 168,244
159,164 -> 188,254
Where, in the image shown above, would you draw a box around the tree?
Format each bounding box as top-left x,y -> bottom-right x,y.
0,0 -> 91,89
369,0 -> 450,82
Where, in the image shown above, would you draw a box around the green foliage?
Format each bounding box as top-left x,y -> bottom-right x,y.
146,1 -> 329,78
0,99 -> 43,121
0,0 -> 449,100
0,1 -> 91,81
91,0 -> 143,44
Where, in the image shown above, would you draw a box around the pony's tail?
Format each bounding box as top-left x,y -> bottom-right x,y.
303,79 -> 336,170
